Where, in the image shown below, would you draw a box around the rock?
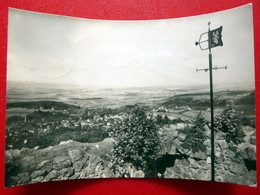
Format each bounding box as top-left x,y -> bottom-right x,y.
164,167 -> 175,178
183,171 -> 192,179
46,146 -> 53,150
37,160 -> 50,169
95,164 -> 104,173
134,170 -> 145,178
68,149 -> 82,163
59,140 -> 73,145
177,123 -> 186,129
53,156 -> 71,170
70,172 -> 80,179
171,130 -> 179,138
197,160 -> 207,167
192,169 -> 210,181
101,168 -> 114,178
5,151 -> 12,162
53,156 -> 69,164
229,164 -> 246,175
79,156 -> 104,178
60,167 -> 74,178
172,165 -> 182,174
178,133 -> 186,141
188,158 -> 195,165
181,159 -> 190,166
240,147 -> 256,160
243,126 -> 254,134
249,137 -> 256,145
8,149 -> 21,159
16,172 -> 30,185
244,170 -> 257,186
31,169 -> 45,179
223,172 -> 235,183
87,166 -> 95,175
215,155 -> 225,165
173,139 -> 181,148
83,154 -> 90,161
44,170 -> 58,182
192,151 -> 207,160
224,149 -> 236,159
73,160 -> 86,172
31,176 -> 44,183
215,151 -> 221,157
206,157 -> 211,164
191,161 -> 199,169
33,146 -> 40,150
215,176 -> 224,182
206,147 -> 211,156
215,131 -> 226,140
203,139 -> 211,147
89,155 -> 103,167
21,147 -> 30,154
218,140 -> 229,150
20,156 -> 36,171
223,172 -> 245,184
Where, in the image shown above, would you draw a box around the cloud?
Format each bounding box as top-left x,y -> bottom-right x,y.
7,6 -> 255,89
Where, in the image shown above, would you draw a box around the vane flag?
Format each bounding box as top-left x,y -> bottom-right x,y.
209,26 -> 223,48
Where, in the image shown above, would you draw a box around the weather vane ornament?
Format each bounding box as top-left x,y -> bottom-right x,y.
195,24 -> 223,50
209,26 -> 223,48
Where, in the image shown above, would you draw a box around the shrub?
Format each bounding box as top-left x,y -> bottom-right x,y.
110,106 -> 161,177
181,112 -> 207,153
214,100 -> 245,145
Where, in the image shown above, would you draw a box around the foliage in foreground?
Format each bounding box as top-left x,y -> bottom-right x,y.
215,100 -> 245,145
181,112 -> 207,153
110,106 -> 161,177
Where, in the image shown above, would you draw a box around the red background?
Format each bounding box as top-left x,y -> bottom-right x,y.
0,0 -> 259,194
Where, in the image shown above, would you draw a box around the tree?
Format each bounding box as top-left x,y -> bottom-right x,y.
214,100 -> 245,145
163,115 -> 171,124
182,112 -> 207,153
156,114 -> 163,126
110,106 -> 161,177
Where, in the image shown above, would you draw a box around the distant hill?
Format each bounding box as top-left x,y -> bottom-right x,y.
6,101 -> 80,110
160,90 -> 254,109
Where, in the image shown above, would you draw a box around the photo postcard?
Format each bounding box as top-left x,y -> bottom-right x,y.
5,4 -> 256,187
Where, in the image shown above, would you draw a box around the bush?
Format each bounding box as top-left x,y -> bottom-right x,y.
215,100 -> 245,145
181,112 -> 207,153
110,106 -> 161,177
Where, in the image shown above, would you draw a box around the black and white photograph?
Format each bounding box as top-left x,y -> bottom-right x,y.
5,4 -> 256,187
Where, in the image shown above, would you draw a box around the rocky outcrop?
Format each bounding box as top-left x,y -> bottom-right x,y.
5,139 -> 115,187
5,125 -> 256,187
159,124 -> 256,186
5,137 -> 147,187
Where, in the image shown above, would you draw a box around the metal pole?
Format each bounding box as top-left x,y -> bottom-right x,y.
209,52 -> 215,182
208,22 -> 215,182
196,22 -> 224,182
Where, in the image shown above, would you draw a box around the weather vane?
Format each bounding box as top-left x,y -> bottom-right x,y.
195,22 -> 226,182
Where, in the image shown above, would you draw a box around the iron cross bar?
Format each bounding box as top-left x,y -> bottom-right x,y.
196,66 -> 227,72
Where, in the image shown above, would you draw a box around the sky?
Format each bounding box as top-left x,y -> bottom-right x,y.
7,4 -> 255,89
